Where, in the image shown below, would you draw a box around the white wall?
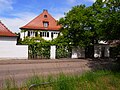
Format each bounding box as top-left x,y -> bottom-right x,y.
94,45 -> 110,58
71,46 -> 85,58
50,46 -> 56,59
0,37 -> 28,60
94,45 -> 101,58
0,37 -> 17,46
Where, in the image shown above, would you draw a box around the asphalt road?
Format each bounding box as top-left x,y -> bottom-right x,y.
0,59 -> 91,88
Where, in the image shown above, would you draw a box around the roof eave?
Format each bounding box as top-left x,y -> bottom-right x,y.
0,35 -> 17,37
20,27 -> 60,31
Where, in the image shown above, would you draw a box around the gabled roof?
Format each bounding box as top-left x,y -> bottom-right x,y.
0,21 -> 16,37
20,10 -> 61,31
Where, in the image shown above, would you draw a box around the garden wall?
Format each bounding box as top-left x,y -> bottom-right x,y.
0,37 -> 28,60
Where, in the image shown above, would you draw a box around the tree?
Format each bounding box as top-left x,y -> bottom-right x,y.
59,5 -> 94,47
59,0 -> 120,47
100,0 -> 120,40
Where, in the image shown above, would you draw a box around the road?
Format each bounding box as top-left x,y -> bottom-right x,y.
0,59 -> 91,87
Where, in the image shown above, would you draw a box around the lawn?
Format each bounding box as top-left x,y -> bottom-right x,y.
3,70 -> 120,90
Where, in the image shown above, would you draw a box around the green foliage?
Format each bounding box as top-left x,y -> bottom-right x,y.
52,36 -> 72,58
20,37 -> 51,59
4,76 -> 17,90
93,0 -> 120,40
110,45 -> 120,58
59,0 -> 120,47
59,5 -> 94,47
19,36 -> 71,59
54,74 -> 76,90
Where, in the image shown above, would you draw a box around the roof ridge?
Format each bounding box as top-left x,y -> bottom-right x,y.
20,10 -> 61,30
46,11 -> 59,25
20,13 -> 42,29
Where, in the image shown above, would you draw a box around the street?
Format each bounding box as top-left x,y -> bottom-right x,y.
0,59 -> 90,87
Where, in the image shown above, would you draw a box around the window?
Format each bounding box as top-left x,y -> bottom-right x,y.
28,31 -> 30,36
44,15 -> 47,18
51,32 -> 53,38
45,32 -> 46,37
47,32 -> 49,37
43,32 -> 45,36
35,32 -> 38,37
43,22 -> 49,27
40,32 -> 42,37
40,32 -> 49,37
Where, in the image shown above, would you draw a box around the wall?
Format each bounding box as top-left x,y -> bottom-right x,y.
0,36 -> 17,46
94,45 -> 110,58
50,46 -> 56,59
71,46 -> 85,58
0,37 -> 28,60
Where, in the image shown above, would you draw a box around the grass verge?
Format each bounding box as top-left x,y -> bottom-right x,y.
2,70 -> 120,90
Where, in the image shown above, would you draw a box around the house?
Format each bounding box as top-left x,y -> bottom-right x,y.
0,21 -> 28,59
20,10 -> 61,40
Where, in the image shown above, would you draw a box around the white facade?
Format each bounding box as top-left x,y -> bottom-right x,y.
0,37 -> 28,60
20,30 -> 60,41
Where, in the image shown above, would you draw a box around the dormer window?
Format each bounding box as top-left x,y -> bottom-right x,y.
44,15 -> 47,18
43,22 -> 49,27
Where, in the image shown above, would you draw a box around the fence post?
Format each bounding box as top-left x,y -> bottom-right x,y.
50,45 -> 56,59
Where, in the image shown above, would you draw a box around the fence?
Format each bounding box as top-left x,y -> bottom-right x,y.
28,44 -> 50,59
28,44 -> 72,59
56,45 -> 72,59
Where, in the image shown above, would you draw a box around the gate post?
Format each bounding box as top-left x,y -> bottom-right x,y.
50,45 -> 56,59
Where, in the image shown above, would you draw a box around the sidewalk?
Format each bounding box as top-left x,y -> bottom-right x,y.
0,58 -> 88,65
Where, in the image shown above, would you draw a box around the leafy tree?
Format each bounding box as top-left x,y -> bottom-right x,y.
100,0 -> 120,40
59,0 -> 120,47
59,5 -> 94,47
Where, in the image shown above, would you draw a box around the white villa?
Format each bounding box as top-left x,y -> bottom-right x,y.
20,10 -> 61,40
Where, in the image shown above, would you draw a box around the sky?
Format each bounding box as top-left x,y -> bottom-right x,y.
0,0 -> 96,32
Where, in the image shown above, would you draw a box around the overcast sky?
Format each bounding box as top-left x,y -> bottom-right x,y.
0,0 -> 95,32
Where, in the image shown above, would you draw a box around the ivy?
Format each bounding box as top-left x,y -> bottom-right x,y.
18,36 -> 71,59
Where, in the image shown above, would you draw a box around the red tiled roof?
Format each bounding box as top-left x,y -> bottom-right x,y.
0,21 -> 16,37
20,10 -> 61,31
